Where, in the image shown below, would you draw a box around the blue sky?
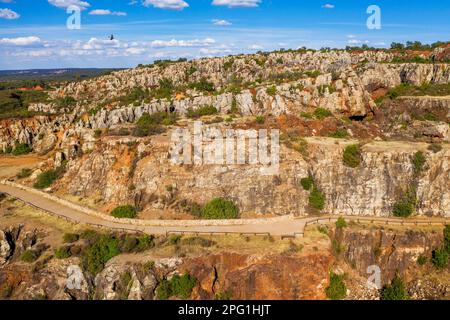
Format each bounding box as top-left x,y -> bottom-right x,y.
0,0 -> 449,70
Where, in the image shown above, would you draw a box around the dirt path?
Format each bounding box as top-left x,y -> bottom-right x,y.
0,155 -> 45,178
0,183 -> 448,237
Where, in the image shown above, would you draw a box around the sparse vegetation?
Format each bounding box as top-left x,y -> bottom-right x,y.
201,198 -> 240,220
381,274 -> 409,300
329,129 -> 348,139
387,83 -> 450,98
325,272 -> 347,300
111,205 -> 137,219
411,151 -> 426,175
266,86 -> 277,96
63,233 -> 79,243
82,234 -> 121,275
343,144 -> 362,168
300,176 -> 314,191
417,255 -> 428,266
393,187 -> 417,218
33,161 -> 68,189
21,250 -> 40,263
309,186 -> 326,211
188,77 -> 215,93
186,105 -> 218,119
335,217 -> 347,229
428,144 -> 443,153
156,273 -> 197,300
255,116 -> 265,124
11,142 -> 32,156
313,108 -> 332,120
17,168 -> 32,179
54,246 -> 72,259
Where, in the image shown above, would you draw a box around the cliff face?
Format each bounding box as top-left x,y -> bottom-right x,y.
53,134 -> 449,217
334,227 -> 444,284
1,222 -> 448,300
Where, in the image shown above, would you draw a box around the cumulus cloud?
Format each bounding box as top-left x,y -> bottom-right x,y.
212,19 -> 232,26
48,0 -> 90,10
73,37 -> 123,50
89,9 -> 127,16
199,48 -> 232,55
151,38 -> 215,48
322,4 -> 335,9
142,0 -> 189,10
0,8 -> 19,19
249,44 -> 263,50
0,36 -> 41,46
212,0 -> 261,8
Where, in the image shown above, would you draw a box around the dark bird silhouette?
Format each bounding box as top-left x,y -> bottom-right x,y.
109,34 -> 114,41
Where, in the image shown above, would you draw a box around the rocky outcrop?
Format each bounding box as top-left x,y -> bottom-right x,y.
57,134 -> 449,217
0,225 -> 37,265
334,227 -> 444,286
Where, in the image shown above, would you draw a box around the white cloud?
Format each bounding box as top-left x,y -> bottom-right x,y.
212,0 -> 261,8
348,39 -> 370,45
249,44 -> 263,50
0,8 -> 19,19
48,0 -> 90,10
74,37 -> 123,50
89,9 -> 127,16
125,47 -> 146,55
151,38 -> 215,48
142,0 -> 189,10
199,48 -> 232,55
212,19 -> 232,26
0,36 -> 41,46
322,4 -> 335,9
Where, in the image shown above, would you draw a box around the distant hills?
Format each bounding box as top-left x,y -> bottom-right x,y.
0,68 -> 125,82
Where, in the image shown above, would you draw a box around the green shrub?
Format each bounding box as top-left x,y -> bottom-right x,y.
120,236 -> 139,253
136,235 -> 154,251
201,198 -> 240,220
329,129 -> 348,139
431,248 -> 449,269
33,170 -> 58,189
417,255 -> 428,266
55,246 -> 72,259
255,116 -> 265,124
335,217 -> 347,229
21,250 -> 40,263
411,151 -> 426,175
188,77 -> 215,92
393,187 -> 417,218
186,105 -> 218,119
444,225 -> 450,253
12,142 -> 31,156
214,290 -> 232,300
309,187 -> 326,211
300,176 -> 314,191
169,235 -> 182,245
300,112 -> 314,119
17,168 -> 32,179
381,274 -> 409,300
314,108 -> 332,120
63,233 -> 79,243
325,272 -> 347,300
33,161 -> 67,189
156,273 -> 197,300
343,144 -> 362,168
428,144 -> 442,154
82,234 -> 121,275
111,205 -> 137,219
266,86 -> 277,96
